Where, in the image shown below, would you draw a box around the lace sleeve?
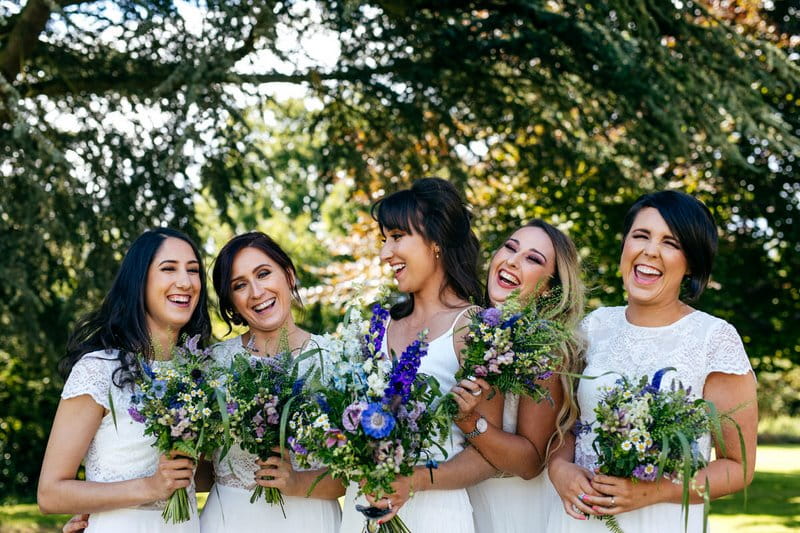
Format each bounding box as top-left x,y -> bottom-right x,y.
706,320 -> 753,377
61,354 -> 114,409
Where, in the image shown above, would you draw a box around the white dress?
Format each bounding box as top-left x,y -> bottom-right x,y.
61,350 -> 200,533
339,311 -> 475,533
550,307 -> 753,533
200,335 -> 342,533
466,393 -> 560,532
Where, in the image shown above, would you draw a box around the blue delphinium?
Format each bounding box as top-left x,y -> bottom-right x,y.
382,337 -> 428,404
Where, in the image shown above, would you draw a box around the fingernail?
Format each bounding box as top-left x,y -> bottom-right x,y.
467,375 -> 476,381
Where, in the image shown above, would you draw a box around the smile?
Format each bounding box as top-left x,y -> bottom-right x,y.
633,264 -> 663,283
253,298 -> 276,312
390,263 -> 406,276
167,294 -> 191,306
497,268 -> 520,288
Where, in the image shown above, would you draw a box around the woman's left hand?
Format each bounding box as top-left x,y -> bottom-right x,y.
582,473 -> 666,515
254,446 -> 301,497
363,470 -> 417,524
450,377 -> 492,422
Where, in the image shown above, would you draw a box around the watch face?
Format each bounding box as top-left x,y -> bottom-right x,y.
476,417 -> 488,433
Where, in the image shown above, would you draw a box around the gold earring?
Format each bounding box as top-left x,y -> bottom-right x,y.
434,247 -> 440,259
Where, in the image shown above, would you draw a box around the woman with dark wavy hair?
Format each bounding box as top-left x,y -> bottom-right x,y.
339,177 -> 495,533
38,228 -> 211,533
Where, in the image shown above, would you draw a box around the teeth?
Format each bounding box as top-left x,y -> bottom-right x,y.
499,270 -> 520,285
168,295 -> 190,304
636,265 -> 662,276
391,263 -> 405,272
253,299 -> 275,311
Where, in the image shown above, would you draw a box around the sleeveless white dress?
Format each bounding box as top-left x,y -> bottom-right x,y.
200,335 -> 342,533
61,350 -> 200,533
339,310 -> 475,533
549,307 -> 753,533
466,393 -> 560,532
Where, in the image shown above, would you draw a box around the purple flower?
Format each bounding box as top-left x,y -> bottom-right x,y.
481,307 -> 502,327
367,303 -> 390,354
538,370 -> 553,380
474,365 -> 488,377
128,406 -> 145,423
343,401 -> 367,432
632,464 -> 658,481
185,334 -> 200,354
361,403 -> 396,438
382,338 -> 428,404
288,436 -> 308,455
226,401 -> 238,414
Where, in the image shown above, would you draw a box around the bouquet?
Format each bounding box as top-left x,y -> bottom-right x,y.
290,302 -> 451,533
443,290 -> 570,416
127,335 -> 229,523
225,347 -> 309,513
590,368 -> 717,533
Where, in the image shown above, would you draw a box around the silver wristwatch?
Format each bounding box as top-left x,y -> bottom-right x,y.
464,415 -> 488,440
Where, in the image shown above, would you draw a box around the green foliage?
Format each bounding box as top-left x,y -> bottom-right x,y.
1,0 -> 799,500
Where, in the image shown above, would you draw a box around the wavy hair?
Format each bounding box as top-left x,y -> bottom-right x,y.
371,177 -> 484,318
60,228 -> 211,388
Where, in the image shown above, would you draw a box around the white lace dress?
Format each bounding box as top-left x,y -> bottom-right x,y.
199,335 -> 341,533
550,306 -> 753,533
61,350 -> 200,533
466,393 -> 560,532
339,311 -> 476,533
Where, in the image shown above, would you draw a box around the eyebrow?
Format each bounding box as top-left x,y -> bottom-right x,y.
230,264 -> 271,282
158,259 -> 199,266
508,238 -> 548,263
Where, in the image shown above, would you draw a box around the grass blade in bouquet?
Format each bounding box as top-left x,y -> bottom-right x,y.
290,301 -> 450,533
442,289 -> 571,418
586,367 -> 732,533
127,335 -> 230,523
225,347 -> 310,513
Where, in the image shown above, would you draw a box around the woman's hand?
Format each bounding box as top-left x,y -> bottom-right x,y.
62,514 -> 89,533
582,473 -> 667,515
363,470 -> 419,524
548,457 -> 603,520
450,377 -> 492,422
145,452 -> 194,501
254,447 -> 302,497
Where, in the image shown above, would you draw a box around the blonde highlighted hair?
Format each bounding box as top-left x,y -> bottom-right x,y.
507,220 -> 586,463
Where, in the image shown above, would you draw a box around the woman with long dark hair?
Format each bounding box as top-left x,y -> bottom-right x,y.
38,228 -> 211,532
338,177 -> 497,533
199,231 -> 343,532
548,191 -> 757,532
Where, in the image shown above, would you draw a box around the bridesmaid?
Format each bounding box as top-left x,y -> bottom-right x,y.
198,231 -> 343,532
38,228 -> 212,532
548,191 -> 757,532
339,177 -> 499,533
451,220 -> 586,532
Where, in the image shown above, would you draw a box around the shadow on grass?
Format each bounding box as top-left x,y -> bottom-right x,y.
711,470 -> 800,530
0,505 -> 70,533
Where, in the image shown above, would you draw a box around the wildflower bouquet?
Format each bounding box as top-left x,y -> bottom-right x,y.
443,290 -> 570,417
225,348 -> 309,512
590,368 -> 717,533
291,302 -> 451,533
127,335 -> 229,524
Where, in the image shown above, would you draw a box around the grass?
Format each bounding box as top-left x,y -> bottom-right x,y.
3,445 -> 798,532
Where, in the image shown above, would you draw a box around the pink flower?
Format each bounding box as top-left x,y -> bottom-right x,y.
325,429 -> 347,448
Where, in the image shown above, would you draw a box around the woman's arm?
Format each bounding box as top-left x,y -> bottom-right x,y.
584,371 -> 758,514
38,395 -> 195,514
452,376 -> 563,479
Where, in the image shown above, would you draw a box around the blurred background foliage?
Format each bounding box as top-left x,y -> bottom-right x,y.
1,0 -> 799,500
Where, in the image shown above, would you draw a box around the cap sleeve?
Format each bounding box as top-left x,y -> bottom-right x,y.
61,353 -> 116,409
706,320 -> 753,377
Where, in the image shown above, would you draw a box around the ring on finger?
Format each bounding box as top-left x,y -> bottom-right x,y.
471,389 -> 482,396
577,492 -> 586,502
385,498 -> 392,510
611,496 -> 615,506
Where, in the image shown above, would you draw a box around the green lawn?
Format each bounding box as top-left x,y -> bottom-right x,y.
3,445 -> 798,532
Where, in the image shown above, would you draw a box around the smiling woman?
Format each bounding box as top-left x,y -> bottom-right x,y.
37,228 -> 212,533
548,191 -> 758,533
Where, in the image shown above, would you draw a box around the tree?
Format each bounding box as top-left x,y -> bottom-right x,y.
1,0 -> 798,499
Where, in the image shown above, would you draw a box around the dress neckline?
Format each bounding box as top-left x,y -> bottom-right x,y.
621,306 -> 699,331
383,306 -> 475,357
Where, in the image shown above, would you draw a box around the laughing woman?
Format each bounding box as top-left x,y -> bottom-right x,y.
198,231 -> 343,532
38,228 -> 212,532
449,220 -> 586,532
338,177 -> 498,533
548,191 -> 758,533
